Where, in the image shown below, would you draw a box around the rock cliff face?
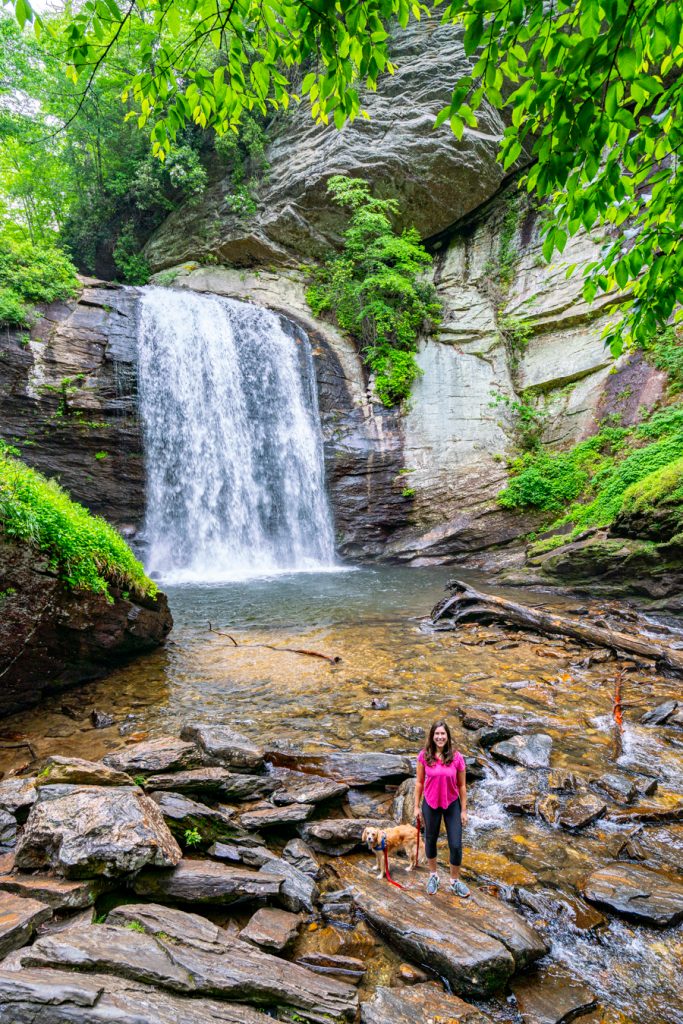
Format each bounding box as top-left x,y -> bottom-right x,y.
0,536 -> 172,716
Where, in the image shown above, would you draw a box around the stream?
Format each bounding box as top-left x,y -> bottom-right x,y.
2,565 -> 682,1022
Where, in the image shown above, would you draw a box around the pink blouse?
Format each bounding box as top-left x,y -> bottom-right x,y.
417,748 -> 466,809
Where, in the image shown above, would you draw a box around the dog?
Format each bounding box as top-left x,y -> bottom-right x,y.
361,824 -> 420,878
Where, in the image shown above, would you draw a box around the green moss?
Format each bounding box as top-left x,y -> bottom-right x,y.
0,443 -> 155,601
0,236 -> 78,327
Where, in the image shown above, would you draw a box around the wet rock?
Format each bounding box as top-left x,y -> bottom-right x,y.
475,725 -> 518,749
36,756 -> 134,789
335,862 -> 547,997
369,698 -> 389,710
145,766 -> 275,801
240,907 -> 302,952
0,874 -> 110,911
461,709 -> 494,731
0,852 -> 14,875
258,855 -> 320,913
634,775 -> 658,797
504,794 -> 539,816
463,849 -> 537,887
465,757 -> 488,783
397,962 -> 430,985
589,773 -> 638,805
297,952 -> 365,985
558,793 -> 607,830
392,778 -> 418,825
132,857 -> 282,905
490,734 -> 553,769
0,810 -> 16,847
283,838 -> 321,878
512,968 -> 597,1024
344,788 -> 395,820
581,862 -> 683,927
398,724 -> 425,743
536,794 -> 560,825
607,792 -> 683,823
0,778 -> 37,822
641,700 -> 679,725
21,917 -> 358,1022
240,802 -> 315,830
0,967 -> 274,1024
180,723 -> 264,772
361,982 -> 492,1023
15,785 -> 181,878
208,836 -> 276,868
547,770 -> 583,793
320,888 -> 356,922
515,889 -> 606,934
617,826 -> 683,875
0,894 -> 51,958
103,737 -> 204,775
90,710 -> 114,729
148,790 -> 239,844
266,749 -> 412,787
300,817 -> 392,855
271,768 -> 348,806
107,902 -> 225,945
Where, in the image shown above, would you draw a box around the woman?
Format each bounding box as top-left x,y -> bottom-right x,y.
414,719 -> 469,897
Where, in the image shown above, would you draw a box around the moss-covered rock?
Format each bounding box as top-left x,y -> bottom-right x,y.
613,456 -> 683,541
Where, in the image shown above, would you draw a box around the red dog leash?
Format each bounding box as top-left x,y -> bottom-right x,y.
380,815 -> 421,891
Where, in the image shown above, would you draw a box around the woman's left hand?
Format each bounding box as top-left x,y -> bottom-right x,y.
461,810 -> 468,827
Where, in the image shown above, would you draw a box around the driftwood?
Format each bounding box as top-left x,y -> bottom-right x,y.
612,670 -> 625,759
207,624 -> 341,664
430,580 -> 683,677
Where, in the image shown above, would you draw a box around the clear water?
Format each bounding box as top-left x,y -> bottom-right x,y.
136,288 -> 335,583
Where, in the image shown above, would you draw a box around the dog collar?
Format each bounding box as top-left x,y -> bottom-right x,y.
372,836 -> 386,852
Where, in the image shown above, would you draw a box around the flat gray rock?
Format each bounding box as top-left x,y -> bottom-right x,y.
103,737 -> 204,775
558,793 -> 606,830
0,874 -> 109,911
132,857 -> 283,904
283,838 -> 321,878
589,772 -> 638,804
180,723 -> 264,771
641,700 -> 678,725
581,862 -> 683,928
15,786 -> 181,879
361,982 -> 492,1023
240,802 -> 315,830
267,750 -> 411,786
0,967 -> 273,1024
21,919 -> 358,1021
148,790 -> 239,845
107,902 -> 224,947
36,757 -> 134,789
335,862 -> 547,997
258,855 -> 319,913
271,768 -> 348,806
300,817 -> 392,855
0,894 -> 51,959
145,767 -> 275,801
490,734 -> 552,769
209,837 -> 276,868
512,968 -> 597,1024
240,907 -> 302,951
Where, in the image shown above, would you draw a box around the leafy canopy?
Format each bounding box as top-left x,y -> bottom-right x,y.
11,0 -> 683,351
306,176 -> 440,406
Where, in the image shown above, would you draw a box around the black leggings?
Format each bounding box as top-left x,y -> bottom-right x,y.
422,797 -> 462,866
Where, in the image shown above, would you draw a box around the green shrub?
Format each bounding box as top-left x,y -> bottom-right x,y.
183,827 -> 202,846
0,287 -> 30,327
306,176 -> 441,407
113,223 -> 150,285
0,443 -> 155,600
0,237 -> 78,327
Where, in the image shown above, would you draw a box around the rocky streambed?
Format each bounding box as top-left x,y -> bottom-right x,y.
0,712 -> 681,1024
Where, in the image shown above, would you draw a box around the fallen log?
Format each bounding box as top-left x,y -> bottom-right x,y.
430,580 -> 683,677
612,671 -> 624,760
207,624 -> 341,664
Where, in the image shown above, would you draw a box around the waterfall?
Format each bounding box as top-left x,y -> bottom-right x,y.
136,287 -> 336,583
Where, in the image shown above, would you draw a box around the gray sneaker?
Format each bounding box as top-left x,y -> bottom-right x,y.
426,873 -> 440,895
450,879 -> 470,898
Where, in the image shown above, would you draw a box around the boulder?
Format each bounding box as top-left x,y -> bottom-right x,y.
0,874 -> 109,911
208,837 -> 276,868
0,894 -> 51,958
641,700 -> 679,725
0,778 -> 37,822
344,788 -> 395,820
15,786 -> 181,878
581,863 -> 683,927
103,737 -> 204,775
258,855 -> 320,913
475,725 -> 518,749
36,756 -> 134,789
282,838 -> 321,878
361,982 -> 492,1023
240,802 -> 315,830
392,778 -> 418,825
144,767 -> 275,801
180,723 -> 264,771
21,917 -> 358,1022
512,968 -> 597,1024
490,734 -> 553,769
335,862 -> 547,997
558,793 -> 606,830
148,790 -> 239,844
589,773 -> 638,805
270,768 -> 348,806
266,749 -> 412,787
0,967 -> 274,1024
300,817 -> 393,855
463,849 -> 536,888
0,810 -> 16,847
240,907 -> 302,952
107,902 -> 224,947
132,857 -> 283,905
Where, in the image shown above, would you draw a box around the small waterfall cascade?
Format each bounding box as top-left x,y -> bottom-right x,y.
136,287 -> 336,583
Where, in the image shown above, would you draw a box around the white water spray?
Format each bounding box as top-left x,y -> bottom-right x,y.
136,287 -> 335,583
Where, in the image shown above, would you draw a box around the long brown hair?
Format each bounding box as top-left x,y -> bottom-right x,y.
424,719 -> 454,766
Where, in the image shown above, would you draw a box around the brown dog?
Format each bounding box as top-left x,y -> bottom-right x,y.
361,824 -> 420,878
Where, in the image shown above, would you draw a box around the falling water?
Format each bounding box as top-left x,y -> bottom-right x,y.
136,287 -> 336,583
